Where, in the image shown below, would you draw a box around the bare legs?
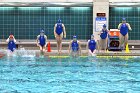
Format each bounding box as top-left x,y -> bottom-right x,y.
99,38 -> 107,52
119,33 -> 128,49
38,45 -> 46,55
88,49 -> 96,56
124,34 -> 128,49
55,35 -> 62,54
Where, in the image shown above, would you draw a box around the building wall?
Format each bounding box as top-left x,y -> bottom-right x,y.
0,0 -> 140,40
109,7 -> 140,40
0,7 -> 93,39
0,0 -> 92,2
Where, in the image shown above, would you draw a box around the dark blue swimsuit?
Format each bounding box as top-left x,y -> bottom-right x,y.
88,40 -> 96,53
39,35 -> 46,47
100,29 -> 108,39
8,40 -> 16,52
120,23 -> 128,36
71,41 -> 79,52
56,23 -> 63,35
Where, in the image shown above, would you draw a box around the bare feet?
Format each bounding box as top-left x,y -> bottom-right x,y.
58,50 -> 62,55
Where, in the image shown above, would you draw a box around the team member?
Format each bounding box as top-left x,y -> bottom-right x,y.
36,30 -> 47,54
54,19 -> 66,54
69,36 -> 81,57
87,34 -> 97,56
99,24 -> 109,52
6,34 -> 16,52
118,18 -> 132,49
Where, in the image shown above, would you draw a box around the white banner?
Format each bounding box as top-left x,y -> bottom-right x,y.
95,17 -> 107,32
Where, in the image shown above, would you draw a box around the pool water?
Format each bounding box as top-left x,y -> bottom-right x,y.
0,56 -> 140,93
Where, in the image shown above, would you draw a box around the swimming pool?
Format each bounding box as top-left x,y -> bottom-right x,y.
0,56 -> 140,93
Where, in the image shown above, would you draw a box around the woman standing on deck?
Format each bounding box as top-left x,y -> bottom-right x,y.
99,24 -> 109,52
54,19 -> 66,54
118,18 -> 132,49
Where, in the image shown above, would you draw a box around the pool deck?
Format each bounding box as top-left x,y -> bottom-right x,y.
45,50 -> 140,56
1,40 -> 140,50
1,40 -> 140,57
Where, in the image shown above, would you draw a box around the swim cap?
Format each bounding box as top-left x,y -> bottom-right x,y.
40,30 -> 44,33
103,24 -> 106,28
58,19 -> 61,23
122,17 -> 126,21
73,35 -> 77,38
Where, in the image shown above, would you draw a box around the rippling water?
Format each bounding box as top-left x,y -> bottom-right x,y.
0,56 -> 140,93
